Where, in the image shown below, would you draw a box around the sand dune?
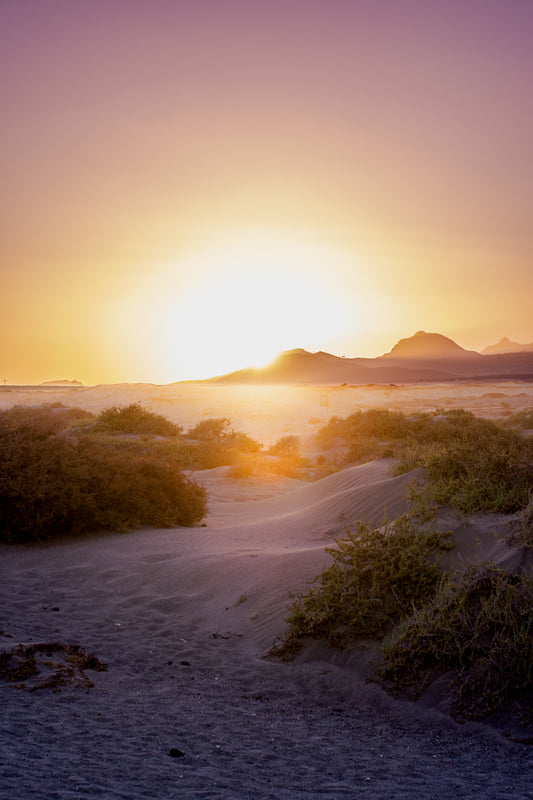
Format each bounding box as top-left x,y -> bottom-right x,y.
2,459 -> 533,799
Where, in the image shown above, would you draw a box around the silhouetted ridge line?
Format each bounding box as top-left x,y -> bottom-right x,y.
204,331 -> 533,384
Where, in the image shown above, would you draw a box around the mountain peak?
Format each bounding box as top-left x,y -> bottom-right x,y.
481,337 -> 533,355
382,331 -> 478,359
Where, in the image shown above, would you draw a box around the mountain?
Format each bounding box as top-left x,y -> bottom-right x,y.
40,379 -> 83,386
381,330 -> 479,359
205,332 -> 533,384
207,348 -> 454,385
481,337 -> 533,355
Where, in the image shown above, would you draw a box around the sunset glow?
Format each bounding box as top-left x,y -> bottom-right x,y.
110,231 -> 370,381
1,1 -> 532,384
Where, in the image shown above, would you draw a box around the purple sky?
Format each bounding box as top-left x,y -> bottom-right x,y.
1,0 -> 532,382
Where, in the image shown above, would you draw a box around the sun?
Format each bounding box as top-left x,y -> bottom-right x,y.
112,229 -> 362,382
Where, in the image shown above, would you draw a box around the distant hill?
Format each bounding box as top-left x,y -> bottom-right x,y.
40,379 -> 83,386
481,337 -> 533,355
381,330 -> 479,359
205,331 -> 533,384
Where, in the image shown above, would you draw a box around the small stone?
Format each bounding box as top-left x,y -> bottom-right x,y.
169,748 -> 184,758
181,660 -> 191,666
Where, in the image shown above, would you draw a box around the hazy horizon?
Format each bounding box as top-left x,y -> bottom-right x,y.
2,1 -> 532,385
4,329 -> 533,387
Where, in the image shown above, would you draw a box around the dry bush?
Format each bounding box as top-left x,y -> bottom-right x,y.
379,565 -> 533,720
229,451 -> 309,480
0,428 -> 206,543
287,514 -> 451,645
0,404 -> 95,438
93,403 -> 181,436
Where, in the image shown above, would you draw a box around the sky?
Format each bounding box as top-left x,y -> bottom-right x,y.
1,0 -> 532,384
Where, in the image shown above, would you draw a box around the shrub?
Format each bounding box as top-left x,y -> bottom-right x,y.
229,450 -> 309,480
230,431 -> 262,453
505,409 -> 533,430
286,513 -> 451,646
188,417 -> 232,442
268,435 -> 300,455
317,408 -> 533,514
187,418 -> 261,451
0,404 -> 95,439
406,414 -> 533,514
379,565 -> 533,720
0,428 -> 206,543
93,403 -> 181,436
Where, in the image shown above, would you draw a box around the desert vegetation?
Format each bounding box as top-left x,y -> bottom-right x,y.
229,434 -> 310,479
285,510 -> 533,721
0,404 -> 206,543
287,512 -> 452,646
92,402 -> 182,436
317,408 -> 533,513
379,564 -> 533,720
0,403 -> 95,437
284,407 -> 533,721
505,408 -> 533,430
0,404 -> 311,542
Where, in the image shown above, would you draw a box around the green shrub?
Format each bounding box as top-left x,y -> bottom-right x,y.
229,450 -> 309,480
188,417 -> 232,442
317,408 -> 533,514
268,435 -> 300,455
505,409 -> 533,430
286,513 -> 451,646
85,433 -> 235,471
230,431 -> 262,453
407,414 -> 533,514
379,565 -> 533,720
283,407 -> 533,720
0,428 -> 206,543
0,404 -> 95,439
93,403 -> 181,436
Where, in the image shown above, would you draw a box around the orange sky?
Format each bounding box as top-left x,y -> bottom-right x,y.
1,1 -> 532,384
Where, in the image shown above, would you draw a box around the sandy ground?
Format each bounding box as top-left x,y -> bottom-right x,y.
1,384 -> 533,798
1,380 -> 533,447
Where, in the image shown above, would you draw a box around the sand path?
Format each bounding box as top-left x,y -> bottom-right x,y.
1,462 -> 533,799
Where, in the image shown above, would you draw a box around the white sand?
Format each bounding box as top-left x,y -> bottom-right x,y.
1,384 -> 533,798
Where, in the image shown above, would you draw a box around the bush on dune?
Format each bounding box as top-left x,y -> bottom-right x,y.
287,407 -> 533,720
379,565 -> 533,720
0,427 -> 206,544
286,513 -> 452,646
229,434 -> 312,479
317,408 -> 533,514
284,508 -> 533,720
0,406 -> 272,542
0,404 -> 95,438
505,408 -> 533,430
392,410 -> 533,514
93,403 -> 182,436
87,417 -> 263,472
268,435 -> 300,456
229,450 -> 309,479
188,417 -> 232,442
